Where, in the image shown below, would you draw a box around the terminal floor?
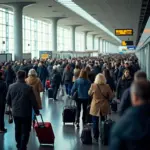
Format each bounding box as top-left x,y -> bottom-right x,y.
0,92 -> 119,150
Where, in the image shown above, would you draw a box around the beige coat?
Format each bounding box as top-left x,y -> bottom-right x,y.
26,76 -> 43,109
88,83 -> 113,116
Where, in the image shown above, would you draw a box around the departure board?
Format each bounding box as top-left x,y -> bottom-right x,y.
115,29 -> 133,36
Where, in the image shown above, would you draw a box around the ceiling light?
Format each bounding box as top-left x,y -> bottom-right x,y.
56,0 -> 121,43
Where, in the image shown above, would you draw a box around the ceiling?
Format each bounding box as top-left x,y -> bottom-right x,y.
0,0 -> 144,46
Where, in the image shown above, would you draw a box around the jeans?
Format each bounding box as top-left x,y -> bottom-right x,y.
41,78 -> 46,90
76,99 -> 88,123
65,83 -> 72,96
14,117 -> 32,150
52,84 -> 60,100
0,102 -> 5,130
92,115 -> 106,139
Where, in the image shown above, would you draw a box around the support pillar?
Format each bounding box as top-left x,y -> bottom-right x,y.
51,18 -> 58,52
0,2 -> 35,60
92,34 -> 98,50
70,25 -> 81,51
83,31 -> 89,50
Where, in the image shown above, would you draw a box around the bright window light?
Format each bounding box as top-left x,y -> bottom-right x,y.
56,0 -> 121,43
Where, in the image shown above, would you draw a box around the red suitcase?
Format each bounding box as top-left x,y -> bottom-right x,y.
34,114 -> 55,145
46,80 -> 51,90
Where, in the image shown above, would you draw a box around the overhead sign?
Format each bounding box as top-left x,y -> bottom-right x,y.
127,46 -> 136,50
39,51 -> 52,60
115,29 -> 133,36
122,41 -> 134,46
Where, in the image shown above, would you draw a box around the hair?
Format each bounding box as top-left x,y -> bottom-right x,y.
94,73 -> 106,85
0,72 -> 3,79
75,65 -> 80,69
79,69 -> 88,79
131,80 -> 150,103
28,69 -> 37,77
65,64 -> 71,72
134,71 -> 147,80
85,66 -> 91,73
17,70 -> 26,80
103,69 -> 111,80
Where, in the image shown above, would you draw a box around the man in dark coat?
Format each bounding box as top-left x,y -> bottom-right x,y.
119,71 -> 147,116
51,66 -> 62,100
37,61 -> 49,91
0,72 -> 7,133
6,71 -> 39,150
110,80 -> 150,150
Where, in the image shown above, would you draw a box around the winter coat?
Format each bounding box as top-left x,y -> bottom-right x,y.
62,70 -> 73,84
88,83 -> 113,116
110,104 -> 150,150
19,64 -> 29,76
72,78 -> 91,100
106,77 -> 116,92
116,77 -> 133,99
5,69 -> 16,84
119,88 -> 131,116
0,79 -> 7,110
88,70 -> 96,83
37,65 -> 49,80
26,76 -> 43,109
51,70 -> 62,86
6,80 -> 39,117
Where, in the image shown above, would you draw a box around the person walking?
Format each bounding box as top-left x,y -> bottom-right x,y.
116,69 -> 133,101
26,69 -> 43,109
37,61 -> 49,91
88,74 -> 113,142
0,72 -> 7,133
62,64 -> 73,97
6,71 -> 39,150
72,69 -> 91,128
110,80 -> 150,150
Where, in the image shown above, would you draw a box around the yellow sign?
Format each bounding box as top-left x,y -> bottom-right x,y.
41,54 -> 49,60
122,41 -> 127,46
115,29 -> 133,36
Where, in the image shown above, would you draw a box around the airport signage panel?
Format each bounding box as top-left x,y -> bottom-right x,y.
122,41 -> 134,46
115,29 -> 133,36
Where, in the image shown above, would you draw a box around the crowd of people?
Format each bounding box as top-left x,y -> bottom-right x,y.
0,54 -> 150,150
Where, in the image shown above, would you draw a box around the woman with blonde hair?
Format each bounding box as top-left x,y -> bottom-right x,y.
88,73 -> 113,142
72,69 -> 91,128
26,69 -> 43,109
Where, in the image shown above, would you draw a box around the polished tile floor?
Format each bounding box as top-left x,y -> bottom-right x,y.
0,92 -> 119,150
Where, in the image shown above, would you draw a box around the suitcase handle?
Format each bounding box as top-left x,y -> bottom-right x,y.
34,114 -> 45,128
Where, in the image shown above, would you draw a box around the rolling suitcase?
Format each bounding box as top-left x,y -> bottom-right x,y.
46,80 -> 51,90
100,118 -> 115,145
34,114 -> 55,145
48,88 -> 53,99
62,100 -> 76,125
81,126 -> 92,145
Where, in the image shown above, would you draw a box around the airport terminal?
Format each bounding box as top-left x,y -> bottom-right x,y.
0,0 -> 150,150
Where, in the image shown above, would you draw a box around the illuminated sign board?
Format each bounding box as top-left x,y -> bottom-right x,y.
122,41 -> 134,46
115,29 -> 133,36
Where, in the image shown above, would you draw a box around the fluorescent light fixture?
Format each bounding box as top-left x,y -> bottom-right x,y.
56,0 -> 121,43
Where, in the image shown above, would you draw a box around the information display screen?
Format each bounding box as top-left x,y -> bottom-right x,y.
115,29 -> 133,36
122,41 -> 134,46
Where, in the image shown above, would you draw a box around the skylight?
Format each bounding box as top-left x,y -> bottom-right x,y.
56,0 -> 121,43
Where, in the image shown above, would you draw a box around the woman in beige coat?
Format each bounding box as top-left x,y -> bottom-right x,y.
26,69 -> 43,109
88,73 -> 113,141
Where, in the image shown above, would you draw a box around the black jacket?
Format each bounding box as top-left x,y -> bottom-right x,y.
106,77 -> 116,92
0,79 -> 7,107
116,77 -> 132,99
119,88 -> 131,116
4,69 -> 16,84
110,104 -> 150,150
51,70 -> 62,86
62,70 -> 73,84
6,80 -> 39,117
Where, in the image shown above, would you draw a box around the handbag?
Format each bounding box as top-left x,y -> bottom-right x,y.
72,90 -> 78,101
8,111 -> 13,124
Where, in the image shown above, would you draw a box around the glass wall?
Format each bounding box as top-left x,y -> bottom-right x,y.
75,32 -> 84,51
87,35 -> 93,50
94,38 -> 98,50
